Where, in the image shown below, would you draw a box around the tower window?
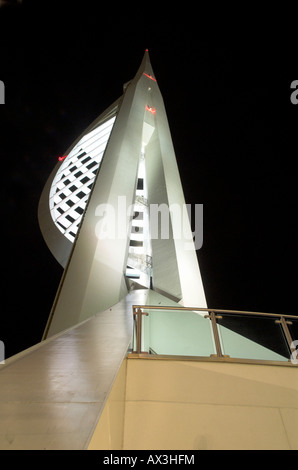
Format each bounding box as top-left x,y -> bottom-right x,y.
86,161 -> 97,170
132,226 -> 143,234
77,151 -> 87,159
80,176 -> 90,185
133,211 -> 143,220
66,215 -> 75,223
129,240 -> 143,247
77,191 -> 86,199
75,206 -> 84,215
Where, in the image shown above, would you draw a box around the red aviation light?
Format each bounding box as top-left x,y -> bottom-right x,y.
145,105 -> 156,115
58,155 -> 67,161
143,72 -> 156,82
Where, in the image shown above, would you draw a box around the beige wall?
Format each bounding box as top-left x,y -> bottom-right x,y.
124,358 -> 298,450
89,357 -> 298,450
88,358 -> 127,450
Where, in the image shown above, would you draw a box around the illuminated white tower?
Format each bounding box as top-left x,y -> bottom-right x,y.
0,50 -> 295,452
39,50 -> 207,338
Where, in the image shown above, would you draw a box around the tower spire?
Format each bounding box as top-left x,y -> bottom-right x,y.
134,48 -> 156,83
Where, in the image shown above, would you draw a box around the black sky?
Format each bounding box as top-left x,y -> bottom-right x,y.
0,2 -> 297,358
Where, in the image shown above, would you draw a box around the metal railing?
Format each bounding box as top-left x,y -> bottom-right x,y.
130,305 -> 298,364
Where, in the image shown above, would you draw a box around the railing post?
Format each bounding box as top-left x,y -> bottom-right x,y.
133,307 -> 142,354
205,311 -> 223,357
133,307 -> 149,354
276,316 -> 295,359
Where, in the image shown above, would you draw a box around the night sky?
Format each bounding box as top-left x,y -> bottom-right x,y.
0,2 -> 297,358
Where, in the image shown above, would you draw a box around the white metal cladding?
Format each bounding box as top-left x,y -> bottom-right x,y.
49,116 -> 116,242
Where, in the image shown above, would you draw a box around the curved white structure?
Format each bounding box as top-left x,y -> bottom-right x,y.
49,115 -> 116,243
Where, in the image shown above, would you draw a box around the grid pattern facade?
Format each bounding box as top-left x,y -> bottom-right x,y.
49,116 -> 116,242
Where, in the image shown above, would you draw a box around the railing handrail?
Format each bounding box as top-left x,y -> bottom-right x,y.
132,305 -> 298,320
131,304 -> 297,359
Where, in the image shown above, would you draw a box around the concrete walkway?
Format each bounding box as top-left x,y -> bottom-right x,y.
0,288 -> 148,449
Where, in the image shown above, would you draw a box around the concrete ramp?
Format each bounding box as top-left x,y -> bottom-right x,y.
0,289 -> 148,450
